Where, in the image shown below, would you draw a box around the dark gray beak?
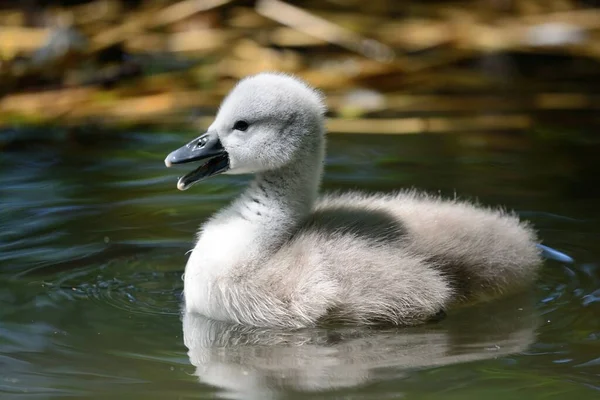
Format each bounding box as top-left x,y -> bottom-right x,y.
164,131 -> 230,191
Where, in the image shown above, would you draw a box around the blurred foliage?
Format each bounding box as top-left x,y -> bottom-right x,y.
0,0 -> 599,134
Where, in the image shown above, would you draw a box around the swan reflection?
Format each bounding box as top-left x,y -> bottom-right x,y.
183,294 -> 538,399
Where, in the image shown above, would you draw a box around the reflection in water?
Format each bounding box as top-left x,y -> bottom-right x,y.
183,294 -> 538,399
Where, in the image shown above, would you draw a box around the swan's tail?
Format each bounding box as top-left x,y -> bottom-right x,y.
536,244 -> 574,263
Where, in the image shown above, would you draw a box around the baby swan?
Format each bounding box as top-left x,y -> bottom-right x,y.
165,73 -> 542,328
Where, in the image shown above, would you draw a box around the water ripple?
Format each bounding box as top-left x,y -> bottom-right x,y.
47,257 -> 184,316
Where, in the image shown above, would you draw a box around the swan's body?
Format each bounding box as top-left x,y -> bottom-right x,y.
165,73 -> 541,328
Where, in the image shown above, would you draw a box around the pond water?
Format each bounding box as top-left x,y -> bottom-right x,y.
1,129 -> 599,399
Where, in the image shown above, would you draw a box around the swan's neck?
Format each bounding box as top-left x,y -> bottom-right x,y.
237,163 -> 320,234
188,148 -> 324,274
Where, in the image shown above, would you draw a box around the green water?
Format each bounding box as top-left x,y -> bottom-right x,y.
1,130 -> 598,399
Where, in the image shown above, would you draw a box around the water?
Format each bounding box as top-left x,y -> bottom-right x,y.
1,129 -> 599,399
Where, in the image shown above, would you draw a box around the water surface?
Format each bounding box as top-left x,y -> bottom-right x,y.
1,129 -> 599,399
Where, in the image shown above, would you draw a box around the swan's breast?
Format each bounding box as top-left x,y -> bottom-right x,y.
184,216 -> 262,319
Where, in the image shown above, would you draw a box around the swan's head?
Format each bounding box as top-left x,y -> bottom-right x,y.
165,73 -> 326,190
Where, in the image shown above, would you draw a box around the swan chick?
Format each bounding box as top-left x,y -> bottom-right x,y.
165,72 -> 542,328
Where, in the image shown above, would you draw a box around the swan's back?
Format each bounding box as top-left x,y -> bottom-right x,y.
307,190 -> 541,303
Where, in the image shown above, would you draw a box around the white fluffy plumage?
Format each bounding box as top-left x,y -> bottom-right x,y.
177,72 -> 542,328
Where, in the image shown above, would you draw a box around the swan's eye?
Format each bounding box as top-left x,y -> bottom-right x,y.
233,120 -> 249,132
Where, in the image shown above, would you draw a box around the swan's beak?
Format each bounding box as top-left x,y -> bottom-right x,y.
164,131 -> 230,191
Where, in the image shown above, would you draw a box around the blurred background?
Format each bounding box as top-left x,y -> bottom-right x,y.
1,1 -> 600,399
1,0 -> 599,133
